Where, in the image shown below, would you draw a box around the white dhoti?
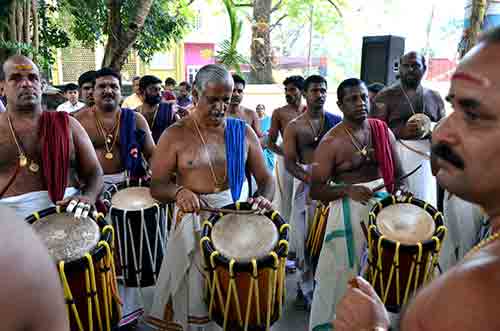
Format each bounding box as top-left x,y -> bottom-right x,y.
309,179 -> 384,331
148,190 -> 233,331
0,187 -> 79,219
439,191 -> 487,272
275,155 -> 293,227
396,140 -> 436,207
290,173 -> 316,299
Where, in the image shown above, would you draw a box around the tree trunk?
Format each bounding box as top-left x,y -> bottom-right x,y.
101,0 -> 154,71
460,0 -> 487,58
24,0 -> 31,44
32,0 -> 39,51
16,0 -> 24,43
9,1 -> 17,42
249,0 -> 273,84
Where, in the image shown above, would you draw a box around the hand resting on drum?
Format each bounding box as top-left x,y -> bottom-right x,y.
346,185 -> 374,204
57,196 -> 92,219
332,276 -> 390,331
175,187 -> 201,214
248,195 -> 273,214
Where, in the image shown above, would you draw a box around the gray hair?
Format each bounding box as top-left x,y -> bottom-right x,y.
193,64 -> 233,94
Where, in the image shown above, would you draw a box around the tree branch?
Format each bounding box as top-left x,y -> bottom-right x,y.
271,0 -> 284,13
325,0 -> 343,17
232,1 -> 254,7
270,13 -> 287,31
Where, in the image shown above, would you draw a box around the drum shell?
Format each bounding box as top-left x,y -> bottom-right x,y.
110,205 -> 165,288
26,207 -> 121,331
201,202 -> 289,331
367,196 -> 446,313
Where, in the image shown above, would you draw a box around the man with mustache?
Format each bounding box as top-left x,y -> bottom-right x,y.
148,64 -> 275,331
372,52 -> 445,207
283,75 -> 342,309
333,27 -> 500,331
268,76 -> 306,257
75,68 -> 155,186
0,55 -> 103,218
136,75 -> 178,143
227,74 -> 263,137
308,78 -> 405,331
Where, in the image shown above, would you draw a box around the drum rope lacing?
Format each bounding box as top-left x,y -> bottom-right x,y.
367,195 -> 447,307
200,203 -> 289,331
57,222 -> 122,331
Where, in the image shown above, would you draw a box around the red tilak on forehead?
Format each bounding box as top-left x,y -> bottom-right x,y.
451,72 -> 491,88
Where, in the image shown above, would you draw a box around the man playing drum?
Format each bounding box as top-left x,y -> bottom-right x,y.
283,75 -> 342,309
75,68 -> 155,186
268,76 -> 306,236
372,52 -> 445,207
148,64 -> 275,331
333,27 -> 500,331
309,78 -> 406,331
0,55 -> 103,218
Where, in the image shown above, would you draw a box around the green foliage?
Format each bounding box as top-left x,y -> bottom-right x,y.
216,0 -> 250,73
277,0 -> 344,35
134,0 -> 193,63
58,0 -> 194,62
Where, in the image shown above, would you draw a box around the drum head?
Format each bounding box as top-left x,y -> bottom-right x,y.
111,187 -> 156,211
376,203 -> 435,245
212,214 -> 278,262
32,213 -> 100,263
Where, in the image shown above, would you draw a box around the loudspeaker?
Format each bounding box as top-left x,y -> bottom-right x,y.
360,35 -> 405,86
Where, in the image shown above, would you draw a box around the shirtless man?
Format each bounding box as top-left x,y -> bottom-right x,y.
227,74 -> 262,137
283,74 -> 342,308
308,78 -> 405,331
0,55 -> 103,218
268,76 -> 306,237
136,75 -> 177,143
78,70 -> 97,108
75,68 -> 155,185
372,52 -> 445,207
148,64 -> 274,331
334,27 -> 500,331
0,205 -> 68,331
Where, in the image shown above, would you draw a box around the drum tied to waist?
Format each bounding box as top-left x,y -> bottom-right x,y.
26,205 -> 122,331
366,195 -> 447,313
200,202 -> 289,331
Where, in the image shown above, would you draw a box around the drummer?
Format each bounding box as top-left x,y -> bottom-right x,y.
148,64 -> 274,331
333,26 -> 500,331
0,205 -> 69,330
283,74 -> 342,309
372,52 -> 445,207
74,68 -> 156,186
0,55 -> 103,218
135,75 -> 178,143
309,78 -> 406,331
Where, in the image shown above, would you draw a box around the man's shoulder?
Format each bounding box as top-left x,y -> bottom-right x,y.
73,106 -> 92,120
374,84 -> 402,100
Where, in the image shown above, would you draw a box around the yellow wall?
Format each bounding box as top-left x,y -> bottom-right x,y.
140,43 -> 185,82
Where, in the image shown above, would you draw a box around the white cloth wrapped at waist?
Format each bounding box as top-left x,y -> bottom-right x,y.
0,187 -> 79,219
149,189 -> 233,331
309,178 -> 384,331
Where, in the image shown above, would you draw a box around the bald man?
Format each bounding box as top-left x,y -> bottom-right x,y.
0,55 -> 103,218
0,205 -> 68,330
334,27 -> 500,331
372,52 -> 445,208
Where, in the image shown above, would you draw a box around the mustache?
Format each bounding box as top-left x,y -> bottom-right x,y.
431,143 -> 465,170
209,110 -> 225,118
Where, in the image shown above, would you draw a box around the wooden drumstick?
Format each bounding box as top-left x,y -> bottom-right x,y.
199,206 -> 256,215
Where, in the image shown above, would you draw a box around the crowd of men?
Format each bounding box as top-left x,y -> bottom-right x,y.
1,26 -> 500,331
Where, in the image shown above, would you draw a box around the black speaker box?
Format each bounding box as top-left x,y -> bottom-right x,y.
360,35 -> 405,86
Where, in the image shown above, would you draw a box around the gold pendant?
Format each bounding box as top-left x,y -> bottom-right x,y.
214,186 -> 221,193
105,152 -> 114,160
19,155 -> 28,167
314,136 -> 319,142
29,161 -> 39,173
106,134 -> 113,145
361,148 -> 368,157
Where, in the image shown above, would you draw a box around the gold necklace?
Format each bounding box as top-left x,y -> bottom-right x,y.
306,113 -> 325,142
344,125 -> 372,159
192,118 -> 227,192
465,232 -> 500,259
7,115 -> 39,173
140,104 -> 159,129
94,109 -> 121,160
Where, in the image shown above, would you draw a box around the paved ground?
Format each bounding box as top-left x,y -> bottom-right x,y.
127,272 -> 310,331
